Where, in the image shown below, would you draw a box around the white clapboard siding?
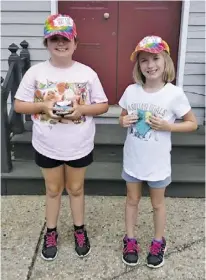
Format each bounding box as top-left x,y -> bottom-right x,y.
186,39 -> 205,52
2,24 -> 45,37
2,49 -> 50,61
1,1 -> 51,107
184,1 -> 205,124
1,60 -> 42,72
185,92 -> 205,107
2,11 -> 50,24
184,85 -> 205,107
1,37 -> 45,49
186,52 -> 205,63
189,13 -> 205,25
184,64 -> 205,75
190,1 -> 205,12
1,1 -> 50,11
184,86 -> 205,95
187,26 -> 205,39
184,75 -> 205,86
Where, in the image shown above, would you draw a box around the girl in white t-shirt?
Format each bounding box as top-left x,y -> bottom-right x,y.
14,14 -> 108,261
119,36 -> 197,268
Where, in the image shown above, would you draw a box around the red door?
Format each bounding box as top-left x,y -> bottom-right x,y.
58,1 -> 118,104
117,1 -> 182,100
58,1 -> 182,104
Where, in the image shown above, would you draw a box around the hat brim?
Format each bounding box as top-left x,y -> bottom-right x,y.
130,47 -> 168,62
44,31 -> 75,41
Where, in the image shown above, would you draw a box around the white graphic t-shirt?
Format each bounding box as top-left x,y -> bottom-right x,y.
119,83 -> 191,181
15,60 -> 108,160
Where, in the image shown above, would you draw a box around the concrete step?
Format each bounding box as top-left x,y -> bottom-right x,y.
11,143 -> 205,164
2,160 -> 205,197
16,124 -> 205,146
11,125 -> 205,163
94,145 -> 205,164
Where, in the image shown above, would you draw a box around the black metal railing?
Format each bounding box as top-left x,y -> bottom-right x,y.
1,41 -> 31,172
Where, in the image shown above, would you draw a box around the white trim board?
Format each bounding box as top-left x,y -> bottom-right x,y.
176,0 -> 190,87
50,0 -> 58,14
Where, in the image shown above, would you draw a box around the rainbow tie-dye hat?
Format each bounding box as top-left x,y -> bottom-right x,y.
130,36 -> 170,62
44,14 -> 77,40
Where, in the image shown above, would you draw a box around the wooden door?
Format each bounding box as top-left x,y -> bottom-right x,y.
58,1 -> 182,104
117,1 -> 182,101
58,1 -> 118,104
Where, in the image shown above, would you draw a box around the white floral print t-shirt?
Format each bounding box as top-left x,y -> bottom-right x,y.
15,60 -> 108,160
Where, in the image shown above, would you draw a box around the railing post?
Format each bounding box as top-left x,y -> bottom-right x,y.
20,40 -> 31,76
8,43 -> 24,134
20,40 -> 32,123
1,77 -> 12,172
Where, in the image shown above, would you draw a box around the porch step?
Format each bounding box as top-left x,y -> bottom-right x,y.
11,125 -> 205,164
5,124 -> 205,197
2,160 -> 205,197
16,123 -> 205,145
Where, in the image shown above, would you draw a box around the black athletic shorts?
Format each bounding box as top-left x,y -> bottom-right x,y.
34,150 -> 93,169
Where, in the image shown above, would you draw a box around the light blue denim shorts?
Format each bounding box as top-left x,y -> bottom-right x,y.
122,170 -> 171,188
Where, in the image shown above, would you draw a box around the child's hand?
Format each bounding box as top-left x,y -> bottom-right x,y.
120,114 -> 138,128
64,99 -> 82,121
147,116 -> 171,131
43,100 -> 61,119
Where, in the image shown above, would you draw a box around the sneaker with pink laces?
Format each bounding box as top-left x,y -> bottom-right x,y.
147,237 -> 166,268
41,231 -> 58,261
74,229 -> 91,257
122,235 -> 140,266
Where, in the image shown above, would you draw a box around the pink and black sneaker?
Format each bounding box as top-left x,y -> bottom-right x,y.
147,237 -> 166,268
74,229 -> 91,257
41,231 -> 58,261
122,235 -> 140,266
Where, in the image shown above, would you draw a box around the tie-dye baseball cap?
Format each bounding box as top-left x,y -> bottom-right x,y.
130,36 -> 170,62
44,14 -> 77,40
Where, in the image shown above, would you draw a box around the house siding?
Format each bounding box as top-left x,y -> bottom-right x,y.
1,1 -> 51,79
1,1 -> 51,110
184,1 -> 205,124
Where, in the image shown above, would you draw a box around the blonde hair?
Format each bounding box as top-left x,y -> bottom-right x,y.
132,51 -> 175,85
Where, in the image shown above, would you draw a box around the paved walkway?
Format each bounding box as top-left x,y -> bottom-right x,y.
1,196 -> 205,280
